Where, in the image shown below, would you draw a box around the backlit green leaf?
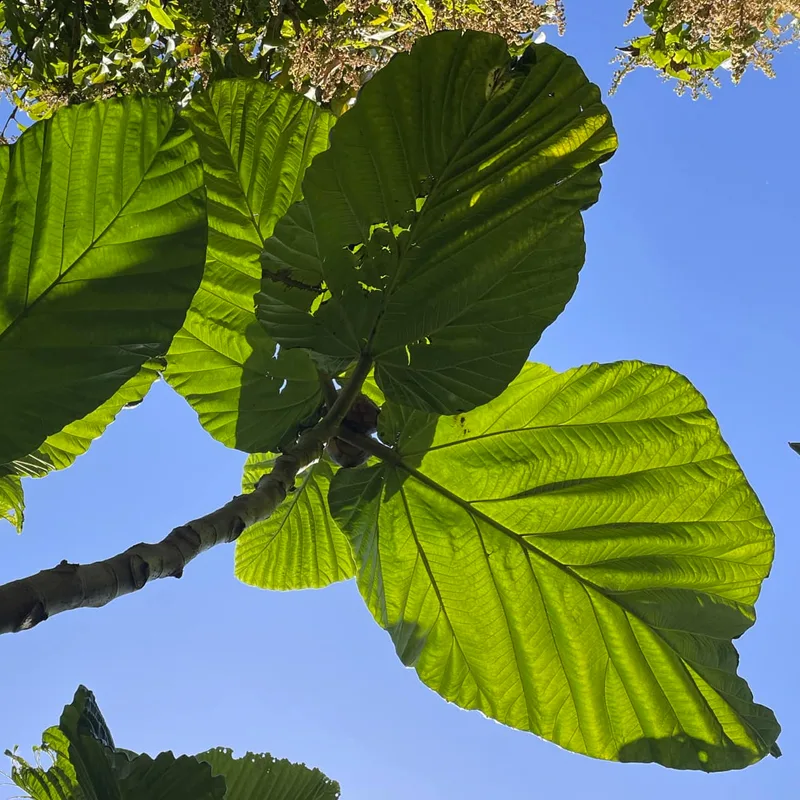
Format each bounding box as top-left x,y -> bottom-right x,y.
258,32 -> 616,414
0,471 -> 23,532
165,80 -> 334,452
147,1 -> 175,30
0,97 -> 206,464
198,747 -> 340,800
235,453 -> 354,590
329,361 -> 780,771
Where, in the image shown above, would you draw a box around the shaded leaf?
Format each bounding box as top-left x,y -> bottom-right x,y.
199,747 -> 340,799
1,364 -> 161,532
165,80 -> 334,453
329,361 -> 779,771
109,750 -> 225,800
258,32 -> 616,414
0,97 -> 206,464
235,453 -> 354,590
13,363 -> 161,476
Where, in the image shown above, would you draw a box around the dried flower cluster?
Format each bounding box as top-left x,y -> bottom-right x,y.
1,0 -> 798,125
615,1 -> 800,98
289,1 -> 564,102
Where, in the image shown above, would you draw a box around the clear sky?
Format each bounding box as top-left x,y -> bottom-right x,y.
1,2 -> 798,798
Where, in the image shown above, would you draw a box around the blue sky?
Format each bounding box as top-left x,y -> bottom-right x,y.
1,2 -> 798,798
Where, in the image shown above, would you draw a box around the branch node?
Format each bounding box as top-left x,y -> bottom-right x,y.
21,601 -> 48,630
230,517 -> 246,539
129,554 -> 150,589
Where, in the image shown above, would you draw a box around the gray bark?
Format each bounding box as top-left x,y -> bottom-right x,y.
0,450 -> 305,633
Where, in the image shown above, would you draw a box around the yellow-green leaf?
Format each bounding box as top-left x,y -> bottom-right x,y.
147,1 -> 175,29
329,361 -> 779,771
235,453 -> 354,590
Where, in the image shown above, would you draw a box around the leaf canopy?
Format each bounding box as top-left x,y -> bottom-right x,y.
258,31 -> 617,414
329,361 -> 780,771
165,80 -> 334,452
8,686 -> 225,800
198,747 -> 341,800
0,96 -> 206,465
235,453 -> 354,590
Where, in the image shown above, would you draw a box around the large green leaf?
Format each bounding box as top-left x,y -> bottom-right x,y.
0,96 -> 207,465
0,364 -> 160,533
199,747 -> 340,800
8,686 -> 226,800
235,453 -> 354,590
165,80 -> 334,453
329,361 -> 780,771
258,32 -> 617,414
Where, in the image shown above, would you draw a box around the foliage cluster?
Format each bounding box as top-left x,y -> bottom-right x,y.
6,686 -> 339,799
0,0 -> 562,124
614,0 -> 800,98
0,27 -> 782,777
1,0 -> 799,133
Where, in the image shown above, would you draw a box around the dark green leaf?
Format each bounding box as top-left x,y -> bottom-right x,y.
329,361 -> 779,771
1,364 -> 161,533
0,97 -> 206,464
198,747 -> 340,799
14,363 -> 161,476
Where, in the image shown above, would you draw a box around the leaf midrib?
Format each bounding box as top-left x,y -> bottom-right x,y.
378,53 -> 556,302
387,453 -> 772,751
404,410 -> 713,456
374,114 -> 606,355
203,86 -> 321,253
345,48 -> 553,352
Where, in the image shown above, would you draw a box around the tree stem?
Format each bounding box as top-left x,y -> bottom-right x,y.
0,448 -> 302,635
0,355 -> 374,635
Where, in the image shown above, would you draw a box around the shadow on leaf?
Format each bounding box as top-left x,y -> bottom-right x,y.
617,732 -> 780,772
